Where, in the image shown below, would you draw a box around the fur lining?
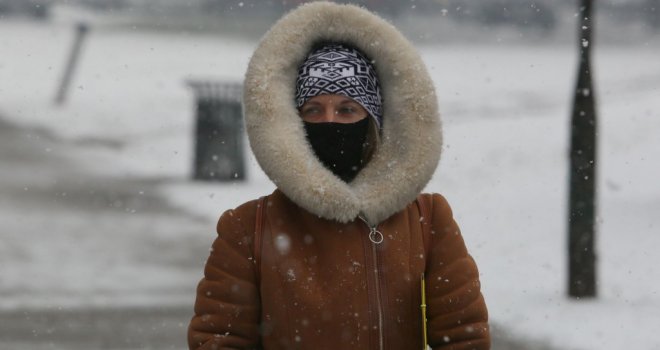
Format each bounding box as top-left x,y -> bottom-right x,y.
243,2 -> 442,225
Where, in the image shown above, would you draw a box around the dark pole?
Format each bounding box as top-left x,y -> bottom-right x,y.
647,0 -> 660,31
54,22 -> 90,106
568,0 -> 597,298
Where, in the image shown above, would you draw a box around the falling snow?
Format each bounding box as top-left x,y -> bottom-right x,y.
0,4 -> 659,350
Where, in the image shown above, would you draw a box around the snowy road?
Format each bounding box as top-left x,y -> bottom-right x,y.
0,306 -> 190,350
0,116 -> 209,348
0,116 -> 213,311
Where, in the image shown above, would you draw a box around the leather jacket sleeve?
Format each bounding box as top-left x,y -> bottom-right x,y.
188,206 -> 261,350
425,194 -> 491,349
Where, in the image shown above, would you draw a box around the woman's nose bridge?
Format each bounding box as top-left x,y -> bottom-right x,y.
323,106 -> 337,122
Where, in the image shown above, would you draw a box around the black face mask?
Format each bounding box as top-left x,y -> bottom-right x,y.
304,118 -> 369,183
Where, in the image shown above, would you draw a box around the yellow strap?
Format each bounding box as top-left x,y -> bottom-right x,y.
421,273 -> 428,350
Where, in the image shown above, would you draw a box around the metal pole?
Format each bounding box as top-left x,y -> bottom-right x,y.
647,0 -> 660,30
54,22 -> 89,106
568,0 -> 598,299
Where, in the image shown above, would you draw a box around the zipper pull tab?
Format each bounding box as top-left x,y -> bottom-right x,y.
359,215 -> 384,244
369,226 -> 384,244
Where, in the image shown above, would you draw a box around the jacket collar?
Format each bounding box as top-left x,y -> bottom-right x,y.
243,2 -> 442,226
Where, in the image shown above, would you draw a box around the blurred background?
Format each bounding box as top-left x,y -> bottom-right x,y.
1,0 -> 658,349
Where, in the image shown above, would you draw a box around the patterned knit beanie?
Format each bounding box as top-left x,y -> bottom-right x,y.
295,43 -> 383,129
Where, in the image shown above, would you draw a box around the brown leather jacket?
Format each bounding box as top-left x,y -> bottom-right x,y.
189,3 -> 490,349
188,190 -> 489,349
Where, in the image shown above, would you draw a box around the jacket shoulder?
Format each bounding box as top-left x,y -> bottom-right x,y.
215,197 -> 263,239
416,192 -> 453,218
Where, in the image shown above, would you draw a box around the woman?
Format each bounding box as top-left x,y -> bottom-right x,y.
189,3 -> 490,349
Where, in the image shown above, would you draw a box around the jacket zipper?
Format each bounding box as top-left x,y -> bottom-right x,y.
360,216 -> 384,244
359,217 -> 385,350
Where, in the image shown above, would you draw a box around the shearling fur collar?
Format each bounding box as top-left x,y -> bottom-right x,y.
243,2 -> 442,226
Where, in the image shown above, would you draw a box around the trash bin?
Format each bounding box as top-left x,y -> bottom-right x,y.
186,80 -> 245,181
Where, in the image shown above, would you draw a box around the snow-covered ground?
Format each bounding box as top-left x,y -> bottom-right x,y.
1,6 -> 659,350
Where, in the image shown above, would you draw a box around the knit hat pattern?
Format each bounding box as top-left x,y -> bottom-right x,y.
295,43 -> 383,128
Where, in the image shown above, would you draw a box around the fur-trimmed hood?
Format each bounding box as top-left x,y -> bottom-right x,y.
243,2 -> 442,226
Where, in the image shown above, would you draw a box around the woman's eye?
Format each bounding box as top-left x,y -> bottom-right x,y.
302,107 -> 321,116
338,107 -> 357,114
